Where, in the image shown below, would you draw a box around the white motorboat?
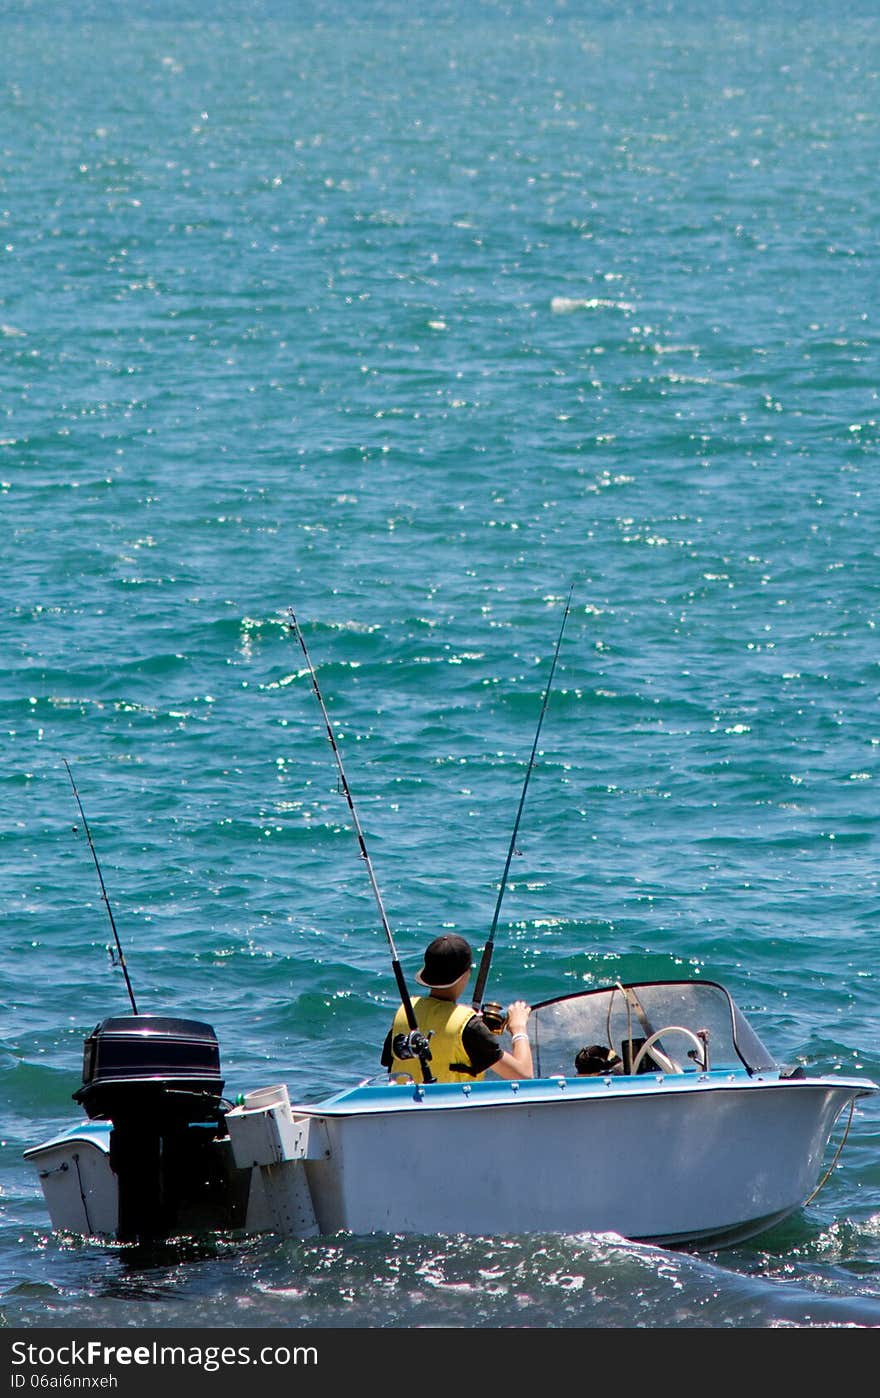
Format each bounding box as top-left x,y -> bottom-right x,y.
27,607 -> 877,1250
25,976 -> 876,1249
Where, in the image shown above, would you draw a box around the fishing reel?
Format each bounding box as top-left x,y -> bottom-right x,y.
480,1002 -> 508,1035
391,1030 -> 433,1063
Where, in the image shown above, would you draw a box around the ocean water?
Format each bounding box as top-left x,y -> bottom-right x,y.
1,0 -> 878,1331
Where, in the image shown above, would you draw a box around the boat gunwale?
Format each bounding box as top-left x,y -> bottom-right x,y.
293,1070 -> 876,1119
24,1121 -> 114,1158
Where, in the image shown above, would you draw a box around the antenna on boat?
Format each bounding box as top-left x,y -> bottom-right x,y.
63,758 -> 139,1015
472,585 -> 574,1013
287,609 -> 436,1085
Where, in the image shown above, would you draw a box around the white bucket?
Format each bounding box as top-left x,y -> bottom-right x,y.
243,1083 -> 291,1114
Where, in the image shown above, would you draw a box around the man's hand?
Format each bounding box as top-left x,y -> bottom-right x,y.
506,1000 -> 531,1036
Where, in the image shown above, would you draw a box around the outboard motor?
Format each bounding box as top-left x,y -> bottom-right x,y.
74,1014 -> 236,1241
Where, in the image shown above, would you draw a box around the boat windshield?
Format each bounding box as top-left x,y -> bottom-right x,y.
529,980 -> 777,1077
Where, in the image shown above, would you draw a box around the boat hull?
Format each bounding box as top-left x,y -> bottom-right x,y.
25,1072 -> 874,1250
298,1073 -> 870,1246
24,1126 -> 119,1238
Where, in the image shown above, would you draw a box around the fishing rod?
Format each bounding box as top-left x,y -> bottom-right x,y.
63,758 -> 139,1015
472,585 -> 574,1013
287,608 -> 435,1085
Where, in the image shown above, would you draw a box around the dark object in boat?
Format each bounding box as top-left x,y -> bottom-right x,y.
575,1044 -> 622,1075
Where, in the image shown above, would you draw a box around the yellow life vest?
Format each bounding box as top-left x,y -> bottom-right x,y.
388,997 -> 486,1084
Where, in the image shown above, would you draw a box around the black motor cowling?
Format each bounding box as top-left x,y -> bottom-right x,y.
75,1014 -> 224,1119
73,1014 -> 241,1241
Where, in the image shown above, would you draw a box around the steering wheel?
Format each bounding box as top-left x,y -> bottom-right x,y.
630,1026 -> 707,1076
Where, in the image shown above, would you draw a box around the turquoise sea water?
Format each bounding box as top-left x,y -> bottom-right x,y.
1,0 -> 878,1330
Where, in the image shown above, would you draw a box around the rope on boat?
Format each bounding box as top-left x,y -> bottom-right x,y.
803,1099 -> 856,1206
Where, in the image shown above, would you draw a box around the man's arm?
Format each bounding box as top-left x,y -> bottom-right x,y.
489,1001 -> 533,1080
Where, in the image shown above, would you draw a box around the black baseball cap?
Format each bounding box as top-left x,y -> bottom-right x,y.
415,934 -> 473,989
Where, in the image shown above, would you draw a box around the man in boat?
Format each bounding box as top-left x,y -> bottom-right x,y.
381,934 -> 534,1083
